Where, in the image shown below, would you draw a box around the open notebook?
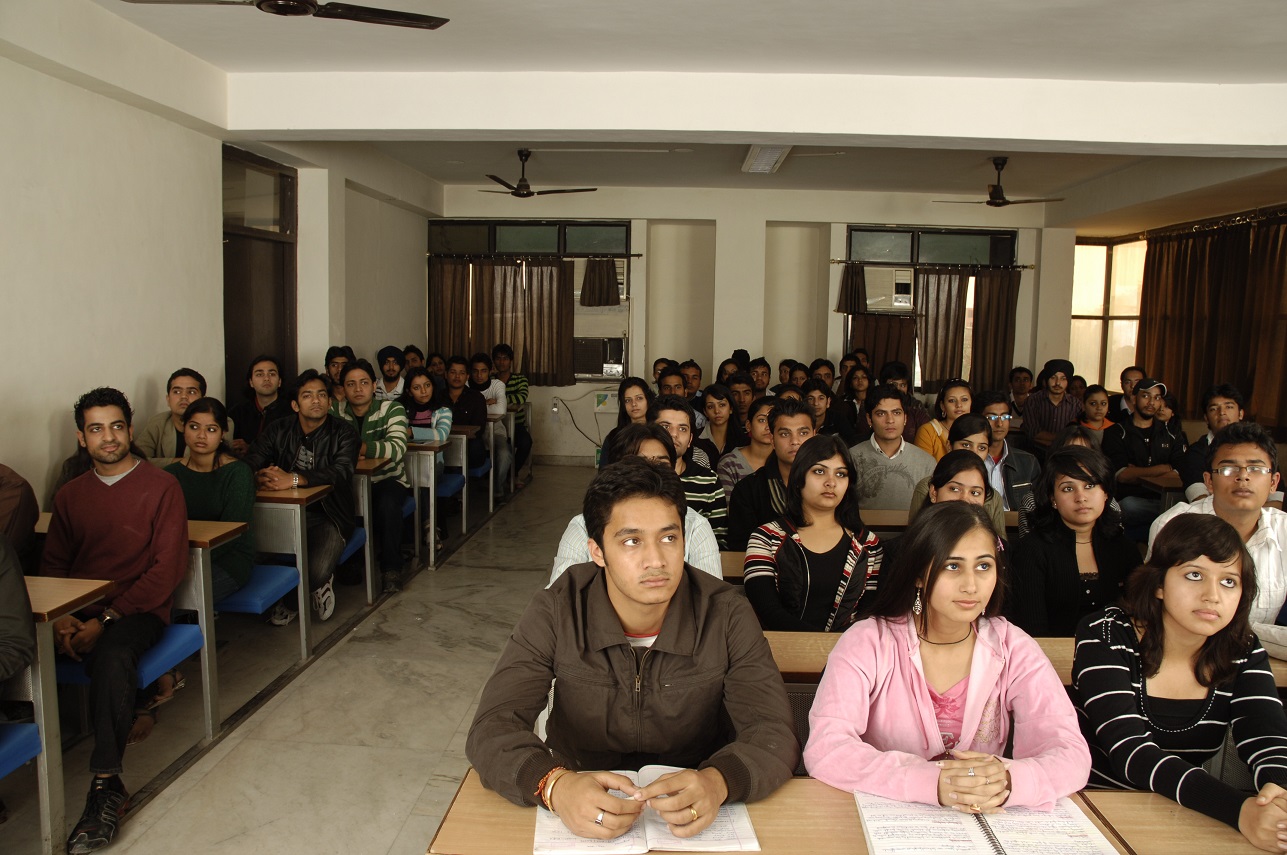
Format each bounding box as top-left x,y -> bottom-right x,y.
534,765 -> 760,854
854,792 -> 1119,855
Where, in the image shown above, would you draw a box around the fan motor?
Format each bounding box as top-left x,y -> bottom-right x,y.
257,0 -> 318,16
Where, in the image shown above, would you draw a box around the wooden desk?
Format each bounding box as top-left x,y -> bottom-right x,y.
1140,470 -> 1184,510
23,578 -> 113,855
353,457 -> 391,604
722,551 -> 745,582
254,485 -> 331,660
429,771 -> 863,855
408,440 -> 446,569
1078,790 -> 1258,854
451,424 -> 481,439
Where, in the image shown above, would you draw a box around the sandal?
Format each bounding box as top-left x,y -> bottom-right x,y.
145,669 -> 186,711
127,709 -> 156,745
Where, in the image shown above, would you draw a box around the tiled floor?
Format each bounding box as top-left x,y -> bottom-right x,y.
0,464 -> 593,855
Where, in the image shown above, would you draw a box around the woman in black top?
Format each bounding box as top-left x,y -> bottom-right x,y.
839,363 -> 875,442
1008,446 -> 1139,636
599,377 -> 654,469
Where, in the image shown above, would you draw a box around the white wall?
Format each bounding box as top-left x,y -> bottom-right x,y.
764,222 -> 832,363
646,220 -> 717,372
343,186 -> 428,364
0,57 -> 223,502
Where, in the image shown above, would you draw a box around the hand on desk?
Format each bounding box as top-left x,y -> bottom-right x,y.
1239,783 -> 1287,852
257,466 -> 302,491
548,771 -> 643,840
937,749 -> 1011,815
52,615 -> 102,660
636,767 -> 728,838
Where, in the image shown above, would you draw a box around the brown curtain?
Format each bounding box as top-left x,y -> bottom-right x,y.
914,269 -> 968,392
523,260 -> 575,386
1138,226 -> 1252,418
580,258 -> 621,307
835,262 -> 865,314
1246,221 -> 1287,428
849,313 -> 916,373
470,259 -> 521,358
969,267 -> 1023,392
428,257 -> 472,358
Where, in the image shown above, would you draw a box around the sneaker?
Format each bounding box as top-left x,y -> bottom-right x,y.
67,775 -> 129,854
382,571 -> 402,594
312,576 -> 336,621
269,602 -> 298,626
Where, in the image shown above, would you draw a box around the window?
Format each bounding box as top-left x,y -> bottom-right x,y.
428,220 -> 630,256
848,226 -> 1016,266
1071,240 -> 1144,386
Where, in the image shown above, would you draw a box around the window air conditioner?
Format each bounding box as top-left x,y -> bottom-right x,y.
573,337 -> 627,380
864,267 -> 915,314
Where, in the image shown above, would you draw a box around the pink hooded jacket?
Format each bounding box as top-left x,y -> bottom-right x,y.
803,615 -> 1090,809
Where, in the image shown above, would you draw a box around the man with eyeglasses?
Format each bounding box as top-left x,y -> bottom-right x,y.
1175,384 -> 1284,504
973,391 -> 1041,534
1148,421 -> 1287,657
1101,377 -> 1185,541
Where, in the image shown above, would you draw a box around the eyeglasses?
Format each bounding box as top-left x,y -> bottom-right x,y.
984,414 -> 1013,422
1211,465 -> 1274,478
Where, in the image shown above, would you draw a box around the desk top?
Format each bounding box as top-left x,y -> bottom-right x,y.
37,514 -> 248,550
408,441 -> 446,452
486,413 -> 504,423
429,771 -> 862,855
451,425 -> 482,438
255,484 -> 333,505
26,577 -> 114,623
722,551 -> 745,582
356,456 -> 391,476
1078,790 -> 1257,854
1141,471 -> 1183,491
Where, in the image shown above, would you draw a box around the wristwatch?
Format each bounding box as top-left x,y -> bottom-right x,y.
100,608 -> 121,629
292,473 -> 299,488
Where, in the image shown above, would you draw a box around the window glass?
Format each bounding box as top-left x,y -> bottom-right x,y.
918,233 -> 992,265
495,225 -> 558,253
1069,319 -> 1104,386
1072,245 -> 1107,315
565,224 -> 628,254
1109,240 -> 1146,316
428,223 -> 489,254
223,161 -> 283,232
1105,320 -> 1139,389
849,230 -> 912,264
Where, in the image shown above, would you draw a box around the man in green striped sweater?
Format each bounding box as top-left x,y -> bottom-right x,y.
493,343 -> 532,483
334,360 -> 410,593
649,395 -> 728,548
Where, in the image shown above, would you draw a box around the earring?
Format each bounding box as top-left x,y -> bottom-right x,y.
913,588 -> 923,616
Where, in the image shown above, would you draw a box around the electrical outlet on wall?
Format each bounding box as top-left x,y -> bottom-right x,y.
594,392 -> 617,414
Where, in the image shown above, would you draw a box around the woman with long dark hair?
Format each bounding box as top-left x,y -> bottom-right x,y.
599,377 -> 654,469
400,366 -> 453,443
907,419 -> 1007,537
716,396 -> 776,498
742,435 -> 881,632
914,379 -> 974,461
1008,447 -> 1138,636
694,383 -> 747,464
804,502 -> 1089,809
839,363 -> 875,442
1073,514 -> 1287,852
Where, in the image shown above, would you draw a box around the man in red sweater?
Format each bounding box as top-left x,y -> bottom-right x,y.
42,387 -> 187,855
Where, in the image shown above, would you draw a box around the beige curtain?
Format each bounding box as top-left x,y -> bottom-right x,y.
580,258 -> 621,306
969,267 -> 1023,392
428,257 -> 472,358
915,269 -> 968,392
835,263 -> 865,314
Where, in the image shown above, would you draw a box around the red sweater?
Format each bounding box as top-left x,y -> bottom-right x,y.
42,461 -> 188,624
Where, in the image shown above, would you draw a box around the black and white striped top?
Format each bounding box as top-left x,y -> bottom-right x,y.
1072,606 -> 1287,829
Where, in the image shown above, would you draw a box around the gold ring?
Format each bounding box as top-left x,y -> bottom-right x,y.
971,804 -> 980,812
690,807 -> 698,822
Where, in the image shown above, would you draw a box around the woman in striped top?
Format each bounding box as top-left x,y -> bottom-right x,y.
743,434 -> 880,632
1072,513 -> 1287,852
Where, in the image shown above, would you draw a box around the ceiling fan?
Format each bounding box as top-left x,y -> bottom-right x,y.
934,157 -> 1064,207
482,150 -> 598,198
118,0 -> 449,30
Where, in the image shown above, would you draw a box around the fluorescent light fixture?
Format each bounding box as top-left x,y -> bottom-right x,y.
741,145 -> 793,174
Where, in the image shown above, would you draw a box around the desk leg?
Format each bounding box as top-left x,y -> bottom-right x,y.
410,453 -> 421,563
193,547 -> 221,743
507,412 -> 516,493
356,475 -> 376,605
428,450 -> 438,570
488,425 -> 496,513
32,623 -> 63,855
294,507 -> 313,662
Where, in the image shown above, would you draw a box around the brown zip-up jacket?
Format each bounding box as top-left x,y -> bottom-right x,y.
466,561 -> 799,807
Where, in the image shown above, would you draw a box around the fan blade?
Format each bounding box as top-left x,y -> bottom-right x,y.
119,1 -> 255,5
932,200 -> 987,204
486,174 -> 518,191
479,190 -> 517,194
1000,198 -> 1065,205
534,188 -> 598,196
314,2 -> 448,28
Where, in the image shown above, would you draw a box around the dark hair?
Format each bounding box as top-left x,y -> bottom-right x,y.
948,413 -> 991,446
648,394 -> 697,435
768,396 -> 812,431
1121,365 -> 1146,381
427,351 -> 445,365
1031,446 -> 1119,536
1008,366 -> 1033,382
933,380 -> 973,421
469,351 -> 493,371
865,384 -> 909,414
245,354 -> 282,383
1084,384 -> 1109,402
854,348 -> 870,362
405,344 -> 426,361
1124,514 -> 1256,686
325,345 -> 354,364
789,362 -> 810,376
377,345 -> 405,368
717,358 -> 740,379
777,386 -> 803,400
1051,425 -> 1097,451
615,376 -> 655,428
679,358 -> 702,373
726,371 -> 754,391
703,383 -> 733,405
606,422 -> 676,467
809,358 -> 836,376
446,354 -> 470,373
778,358 -> 795,370
74,387 -> 133,431
842,364 -> 875,402
801,377 -> 834,399
167,368 -> 207,396
1200,383 -> 1246,413
929,450 -> 993,501
181,397 -> 239,464
701,385 -> 749,445
972,390 -> 1010,414
294,369 -> 328,399
747,395 -> 780,427
866,502 -> 1007,633
399,367 -> 443,412
652,356 -> 677,370
491,343 -> 513,360
785,435 -> 865,531
749,357 -> 770,372
1070,375 -> 1086,387
341,359 -> 377,385
583,457 -> 688,550
731,349 -> 751,371
879,361 -> 912,385
656,366 -> 685,387
1207,421 -> 1279,471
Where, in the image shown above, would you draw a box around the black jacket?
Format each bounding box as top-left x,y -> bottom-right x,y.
244,415 -> 359,537
228,396 -> 294,447
1008,522 -> 1140,636
997,443 -> 1041,535
1101,418 -> 1185,499
726,453 -> 790,551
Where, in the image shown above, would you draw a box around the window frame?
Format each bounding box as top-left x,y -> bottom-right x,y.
427,219 -> 631,258
1072,236 -> 1144,387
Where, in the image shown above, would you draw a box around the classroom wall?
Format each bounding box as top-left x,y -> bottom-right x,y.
646,220 -> 717,374
0,57 -> 223,503
764,222 -> 832,362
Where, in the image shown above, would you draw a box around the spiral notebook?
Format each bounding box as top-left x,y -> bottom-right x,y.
853,792 -> 1119,855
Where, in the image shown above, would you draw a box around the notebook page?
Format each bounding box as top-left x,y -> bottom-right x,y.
637,765 -> 760,852
533,770 -> 649,855
985,797 -> 1119,855
853,792 -> 988,855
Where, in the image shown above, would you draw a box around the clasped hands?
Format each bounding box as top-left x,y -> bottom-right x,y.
936,749 -> 1011,814
257,466 -> 300,491
1239,783 -> 1287,852
52,615 -> 102,661
548,767 -> 728,840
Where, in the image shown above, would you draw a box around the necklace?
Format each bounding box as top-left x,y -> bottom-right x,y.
918,626 -> 974,646
1075,538 -> 1092,544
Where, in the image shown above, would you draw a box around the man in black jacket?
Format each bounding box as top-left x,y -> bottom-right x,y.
244,369 -> 359,625
974,391 -> 1041,534
726,397 -> 815,550
1101,378 -> 1184,541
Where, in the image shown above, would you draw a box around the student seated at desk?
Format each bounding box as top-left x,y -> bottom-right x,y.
163,397 -> 255,602
1072,514 -> 1287,853
468,458 -> 798,840
913,379 -> 973,462
400,367 -> 453,444
136,367 -> 236,460
804,502 -> 1090,813
444,355 -> 489,469
743,434 -> 880,633
907,424 -> 1007,538
715,395 -> 774,500
0,532 -> 34,692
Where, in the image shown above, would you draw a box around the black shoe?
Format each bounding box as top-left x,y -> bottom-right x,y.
382,570 -> 402,594
67,776 -> 129,854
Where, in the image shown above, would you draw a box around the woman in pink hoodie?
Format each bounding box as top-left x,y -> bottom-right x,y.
803,502 -> 1089,813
